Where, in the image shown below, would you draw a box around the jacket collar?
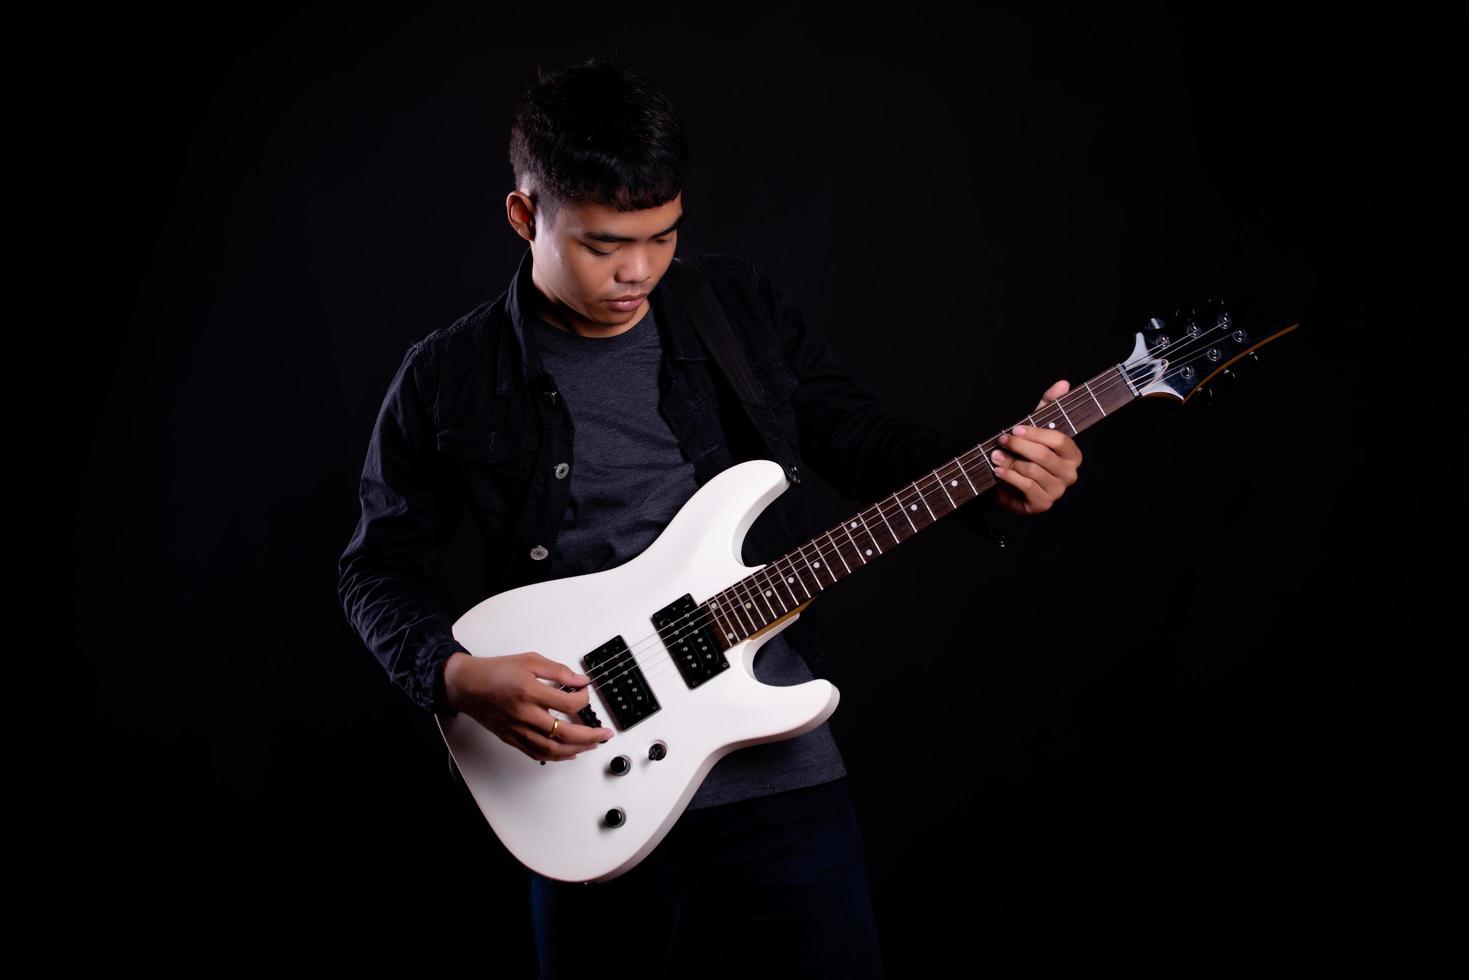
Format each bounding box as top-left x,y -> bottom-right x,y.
498,246 -> 711,395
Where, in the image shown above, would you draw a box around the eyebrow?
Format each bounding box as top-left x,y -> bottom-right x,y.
582,212 -> 684,243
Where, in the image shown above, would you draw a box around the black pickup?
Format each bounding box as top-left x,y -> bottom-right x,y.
653,593 -> 731,689
582,635 -> 659,731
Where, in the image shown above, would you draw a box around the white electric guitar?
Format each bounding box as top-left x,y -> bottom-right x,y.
436,298 -> 1297,883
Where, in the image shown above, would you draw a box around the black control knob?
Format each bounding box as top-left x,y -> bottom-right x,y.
648,742 -> 666,761
604,807 -> 625,828
609,755 -> 631,776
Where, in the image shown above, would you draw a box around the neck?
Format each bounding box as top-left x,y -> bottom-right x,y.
699,364 -> 1139,646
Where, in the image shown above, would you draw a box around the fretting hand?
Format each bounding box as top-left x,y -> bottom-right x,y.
989,379 -> 1083,516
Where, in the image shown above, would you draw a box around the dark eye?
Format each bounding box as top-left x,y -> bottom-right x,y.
584,245 -> 611,257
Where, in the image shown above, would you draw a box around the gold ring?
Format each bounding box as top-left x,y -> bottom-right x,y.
547,717 -> 560,740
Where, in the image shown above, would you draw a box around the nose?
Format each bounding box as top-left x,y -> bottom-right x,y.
614,250 -> 655,287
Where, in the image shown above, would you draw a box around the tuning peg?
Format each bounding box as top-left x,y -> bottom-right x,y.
1249,351 -> 1262,369
1202,385 -> 1214,403
1223,368 -> 1238,386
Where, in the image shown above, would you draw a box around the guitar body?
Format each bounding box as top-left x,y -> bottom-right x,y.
427,296 -> 1298,885
436,458 -> 839,884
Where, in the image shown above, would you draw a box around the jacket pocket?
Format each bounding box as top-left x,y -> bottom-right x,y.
433,421 -> 539,539
434,422 -> 539,463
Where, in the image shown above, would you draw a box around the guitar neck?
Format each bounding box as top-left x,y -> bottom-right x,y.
701,364 -> 1137,645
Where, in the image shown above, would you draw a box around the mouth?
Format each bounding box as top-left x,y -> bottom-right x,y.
605,294 -> 646,310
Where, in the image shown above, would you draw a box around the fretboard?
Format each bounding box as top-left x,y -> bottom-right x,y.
702,365 -> 1137,646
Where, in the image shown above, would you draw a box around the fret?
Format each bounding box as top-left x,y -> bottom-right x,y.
1084,380 -> 1106,417
728,588 -> 758,634
709,597 -> 737,643
796,542 -> 828,591
895,491 -> 918,533
761,568 -> 790,614
1054,398 -> 1074,434
828,528 -> 853,575
873,499 -> 900,548
771,563 -> 799,609
955,456 -> 979,497
758,575 -> 781,620
912,480 -> 936,523
701,364 -> 1139,646
840,518 -> 869,565
789,562 -> 812,600
810,538 -> 837,586
935,471 -> 957,509
757,577 -> 783,616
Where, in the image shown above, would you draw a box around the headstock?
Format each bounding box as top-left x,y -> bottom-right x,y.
1123,297 -> 1300,404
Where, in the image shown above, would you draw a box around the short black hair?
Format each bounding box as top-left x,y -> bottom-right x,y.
508,56 -> 689,231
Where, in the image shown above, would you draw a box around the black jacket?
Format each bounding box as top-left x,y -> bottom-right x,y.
337,247 -> 1016,714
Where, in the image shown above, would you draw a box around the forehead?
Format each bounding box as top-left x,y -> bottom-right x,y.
564,192 -> 684,238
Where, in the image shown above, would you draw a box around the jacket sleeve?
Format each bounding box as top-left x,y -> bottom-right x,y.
759,269 -> 1022,549
337,340 -> 469,714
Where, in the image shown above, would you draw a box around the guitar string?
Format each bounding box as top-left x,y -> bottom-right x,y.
564,325 -> 1240,710
528,320 -> 1244,718
547,321 -> 1242,712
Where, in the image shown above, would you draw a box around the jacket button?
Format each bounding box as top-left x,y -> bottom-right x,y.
529,545 -> 549,560
554,462 -> 569,479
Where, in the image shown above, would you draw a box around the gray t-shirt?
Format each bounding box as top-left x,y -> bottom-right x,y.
529,304 -> 846,809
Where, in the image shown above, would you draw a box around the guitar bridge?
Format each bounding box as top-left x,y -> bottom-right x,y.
653,593 -> 730,689
581,636 -> 659,731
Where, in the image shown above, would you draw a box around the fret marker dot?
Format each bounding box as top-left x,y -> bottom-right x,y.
811,560 -> 821,567
726,632 -> 735,639
764,589 -> 772,596
744,601 -> 752,608
850,521 -> 858,528
1048,422 -> 1056,428
910,503 -> 918,510
787,575 -> 794,583
865,549 -> 872,556
950,479 -> 958,486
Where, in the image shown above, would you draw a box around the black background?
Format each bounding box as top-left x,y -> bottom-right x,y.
21,0 -> 1461,965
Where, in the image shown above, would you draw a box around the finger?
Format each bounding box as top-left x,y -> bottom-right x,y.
528,696 -> 608,743
1017,428 -> 1083,462
529,653 -> 592,688
995,462 -> 1059,513
991,461 -> 1041,513
523,700 -> 613,744
532,677 -> 602,716
1034,379 -> 1070,410
1007,457 -> 1065,501
510,721 -> 579,762
549,710 -> 614,746
524,730 -> 582,762
998,435 -> 1071,490
521,712 -> 598,761
1003,427 -> 1084,469
997,429 -> 1062,468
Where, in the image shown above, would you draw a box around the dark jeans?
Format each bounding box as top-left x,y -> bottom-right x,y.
528,776 -> 883,978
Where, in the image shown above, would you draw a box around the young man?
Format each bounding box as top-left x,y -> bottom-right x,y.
338,56 -> 1081,976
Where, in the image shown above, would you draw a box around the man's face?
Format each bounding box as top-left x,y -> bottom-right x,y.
511,189 -> 683,338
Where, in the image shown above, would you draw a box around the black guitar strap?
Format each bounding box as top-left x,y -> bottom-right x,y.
662,257 -> 833,679
662,257 -> 803,489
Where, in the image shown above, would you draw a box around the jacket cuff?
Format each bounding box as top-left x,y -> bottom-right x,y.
417,636 -> 466,715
